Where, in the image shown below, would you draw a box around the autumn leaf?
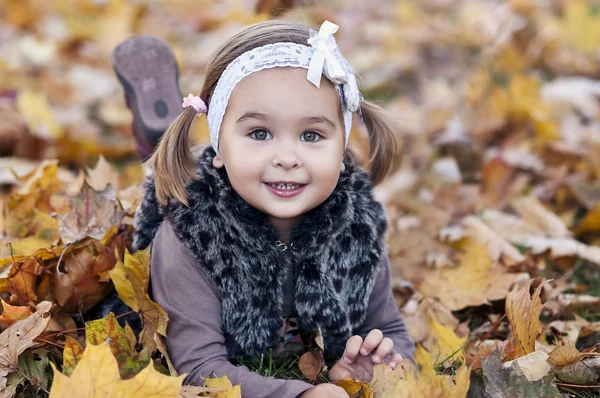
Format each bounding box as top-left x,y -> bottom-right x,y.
553,357 -> 600,385
505,281 -> 544,359
49,341 -> 185,398
369,362 -> 413,396
61,335 -> 83,377
108,246 -> 168,353
56,180 -> 125,244
335,378 -> 373,398
427,312 -> 467,361
15,89 -> 63,139
18,348 -> 50,391
0,298 -> 32,326
85,155 -> 119,192
418,239 -> 522,311
49,227 -> 128,313
85,312 -> 147,379
382,361 -> 470,398
0,301 -> 52,390
202,375 -> 242,398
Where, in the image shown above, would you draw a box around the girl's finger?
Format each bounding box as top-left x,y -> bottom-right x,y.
388,353 -> 404,369
371,337 -> 393,364
343,335 -> 364,363
359,329 -> 383,357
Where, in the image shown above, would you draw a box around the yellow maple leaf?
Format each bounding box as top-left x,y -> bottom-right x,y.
203,375 -> 242,398
109,246 -> 168,353
428,313 -> 467,361
49,341 -> 184,398
505,281 -> 544,359
382,361 -> 470,398
418,239 -> 520,311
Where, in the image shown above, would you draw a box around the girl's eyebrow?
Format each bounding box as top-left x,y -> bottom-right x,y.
236,112 -> 336,129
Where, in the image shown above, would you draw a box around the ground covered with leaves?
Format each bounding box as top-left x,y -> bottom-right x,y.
1,0 -> 600,397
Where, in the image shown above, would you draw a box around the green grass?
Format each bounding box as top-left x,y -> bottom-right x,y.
572,261 -> 600,322
234,349 -> 339,383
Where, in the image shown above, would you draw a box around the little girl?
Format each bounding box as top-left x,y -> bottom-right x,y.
131,20 -> 414,398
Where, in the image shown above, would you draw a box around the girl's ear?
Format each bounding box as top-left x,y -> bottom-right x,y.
340,161 -> 345,173
213,152 -> 225,168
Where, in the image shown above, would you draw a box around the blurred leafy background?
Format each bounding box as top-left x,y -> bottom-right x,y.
2,0 -> 600,397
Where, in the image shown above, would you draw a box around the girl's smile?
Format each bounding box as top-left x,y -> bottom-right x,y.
263,181 -> 308,198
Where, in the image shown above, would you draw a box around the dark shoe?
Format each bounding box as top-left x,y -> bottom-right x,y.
112,36 -> 182,160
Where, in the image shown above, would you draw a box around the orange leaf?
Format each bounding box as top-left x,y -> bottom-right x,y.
336,378 -> 373,398
505,281 -> 544,359
0,298 -> 32,326
299,351 -> 324,381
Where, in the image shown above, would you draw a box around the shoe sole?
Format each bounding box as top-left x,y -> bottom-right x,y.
112,36 -> 182,146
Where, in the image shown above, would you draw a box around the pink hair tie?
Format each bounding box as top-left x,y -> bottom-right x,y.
182,94 -> 207,115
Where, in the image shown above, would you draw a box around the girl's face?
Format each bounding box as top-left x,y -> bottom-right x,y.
213,67 -> 346,227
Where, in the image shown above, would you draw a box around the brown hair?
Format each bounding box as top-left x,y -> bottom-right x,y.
147,20 -> 399,206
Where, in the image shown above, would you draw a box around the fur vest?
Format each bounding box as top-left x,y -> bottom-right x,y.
133,147 -> 388,359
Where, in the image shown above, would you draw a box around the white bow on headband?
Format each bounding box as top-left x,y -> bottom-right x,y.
306,21 -> 346,88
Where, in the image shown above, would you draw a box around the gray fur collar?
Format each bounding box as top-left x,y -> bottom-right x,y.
133,147 -> 388,359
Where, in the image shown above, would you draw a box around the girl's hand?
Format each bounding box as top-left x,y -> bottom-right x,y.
328,329 -> 404,383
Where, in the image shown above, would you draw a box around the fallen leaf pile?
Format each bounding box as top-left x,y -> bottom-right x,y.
2,0 -> 600,397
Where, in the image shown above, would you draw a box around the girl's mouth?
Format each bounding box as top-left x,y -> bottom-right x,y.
264,182 -> 307,198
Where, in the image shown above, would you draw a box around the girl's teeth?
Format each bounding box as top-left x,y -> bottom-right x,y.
269,183 -> 300,190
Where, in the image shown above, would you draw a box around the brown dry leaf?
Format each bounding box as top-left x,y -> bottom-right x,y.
50,228 -> 127,313
0,301 -> 52,389
5,256 -> 43,304
155,332 -> 178,376
418,239 -> 523,311
547,344 -> 583,367
369,361 -> 414,396
299,351 -> 324,381
553,356 -> 600,385
505,281 -> 544,359
56,180 -> 124,244
0,299 -> 32,326
85,155 -> 119,192
464,339 -> 498,370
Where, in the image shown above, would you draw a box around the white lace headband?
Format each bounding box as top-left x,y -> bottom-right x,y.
182,21 -> 363,152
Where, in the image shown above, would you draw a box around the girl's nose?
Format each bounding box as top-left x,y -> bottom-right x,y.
273,150 -> 302,169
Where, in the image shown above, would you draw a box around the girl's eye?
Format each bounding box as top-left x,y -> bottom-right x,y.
250,129 -> 272,141
301,131 -> 322,142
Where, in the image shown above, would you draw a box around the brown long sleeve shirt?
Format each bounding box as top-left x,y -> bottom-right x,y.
150,221 -> 414,398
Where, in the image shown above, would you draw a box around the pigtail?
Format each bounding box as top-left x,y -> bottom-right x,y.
145,106 -> 198,206
359,99 -> 400,186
